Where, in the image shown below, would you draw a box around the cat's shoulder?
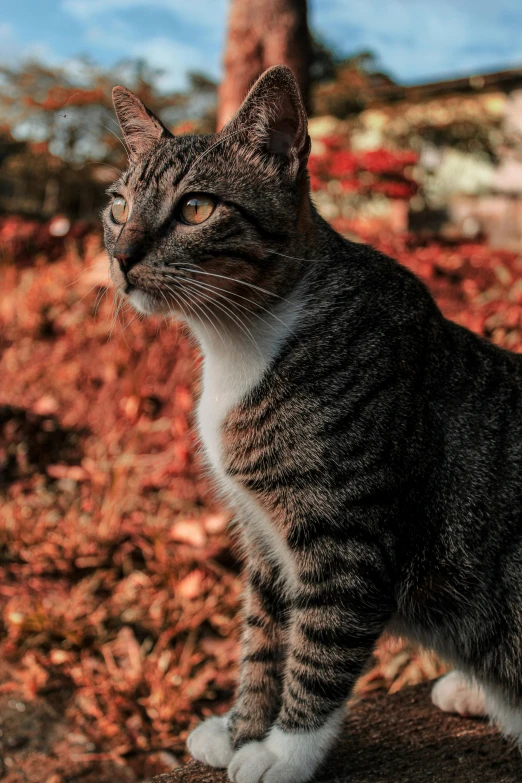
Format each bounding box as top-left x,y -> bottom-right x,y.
320,234 -> 438,317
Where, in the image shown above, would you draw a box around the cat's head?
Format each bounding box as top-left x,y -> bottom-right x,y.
103,65 -> 311,323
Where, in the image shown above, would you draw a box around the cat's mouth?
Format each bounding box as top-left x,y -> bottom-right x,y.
111,260 -> 170,316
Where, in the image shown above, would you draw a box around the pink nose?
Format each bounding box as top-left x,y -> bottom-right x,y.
114,249 -> 138,274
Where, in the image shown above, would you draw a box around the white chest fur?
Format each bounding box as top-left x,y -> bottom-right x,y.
197,332 -> 267,481
188,295 -> 301,586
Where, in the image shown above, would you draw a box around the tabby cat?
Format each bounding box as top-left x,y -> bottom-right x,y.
104,66 -> 522,783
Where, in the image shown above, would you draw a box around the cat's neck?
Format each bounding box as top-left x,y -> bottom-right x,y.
189,286 -> 303,475
189,282 -> 302,396
191,281 -> 300,407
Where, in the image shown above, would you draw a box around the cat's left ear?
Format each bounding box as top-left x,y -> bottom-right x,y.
221,65 -> 311,178
112,86 -> 171,161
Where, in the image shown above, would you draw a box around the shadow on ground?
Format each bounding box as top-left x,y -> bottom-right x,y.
0,405 -> 86,487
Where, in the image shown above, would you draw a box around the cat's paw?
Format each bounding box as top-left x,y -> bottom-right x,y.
228,740 -> 310,783
228,742 -> 277,783
228,717 -> 342,783
431,670 -> 486,718
187,715 -> 234,768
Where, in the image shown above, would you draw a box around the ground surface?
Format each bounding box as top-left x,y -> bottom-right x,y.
1,215 -> 522,781
146,683 -> 522,783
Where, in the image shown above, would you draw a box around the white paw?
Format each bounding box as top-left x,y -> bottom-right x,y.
228,741 -> 309,783
228,742 -> 279,783
431,671 -> 486,718
187,714 -> 234,768
228,712 -> 344,783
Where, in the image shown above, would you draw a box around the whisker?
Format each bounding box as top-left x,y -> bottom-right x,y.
98,162 -> 122,177
104,112 -> 125,134
109,290 -> 126,339
179,288 -> 228,352
99,122 -> 131,162
172,272 -> 311,360
174,263 -> 288,304
93,277 -> 111,316
163,281 -> 219,349
107,295 -> 119,338
116,301 -> 133,349
59,101 -> 129,165
180,280 -> 264,359
267,249 -> 319,263
105,288 -> 118,326
190,293 -> 231,352
110,293 -> 125,336
175,275 -> 282,334
184,284 -> 255,355
122,310 -> 141,331
74,279 -> 107,307
181,277 -> 280,341
166,272 -> 284,325
154,287 -> 174,322
67,261 -> 108,287
72,160 -> 122,177
176,281 -> 240,352
163,286 -> 194,338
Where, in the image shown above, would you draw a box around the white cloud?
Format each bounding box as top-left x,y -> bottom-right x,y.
0,22 -> 58,67
310,0 -> 522,82
81,21 -> 221,90
63,0 -> 227,30
63,0 -> 226,91
0,22 -> 17,59
130,36 -> 218,90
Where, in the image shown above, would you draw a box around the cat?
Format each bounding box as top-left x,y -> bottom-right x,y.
104,65 -> 522,783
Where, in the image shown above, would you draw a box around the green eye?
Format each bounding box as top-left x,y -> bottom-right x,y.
111,195 -> 128,224
180,194 -> 215,225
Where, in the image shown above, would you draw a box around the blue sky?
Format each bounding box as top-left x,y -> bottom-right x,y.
2,0 -> 522,91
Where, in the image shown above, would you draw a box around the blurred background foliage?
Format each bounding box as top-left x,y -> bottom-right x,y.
0,39 -> 386,218
2,37 -> 522,249
0,58 -> 217,218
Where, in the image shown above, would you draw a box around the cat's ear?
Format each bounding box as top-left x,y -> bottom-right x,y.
221,65 -> 310,177
112,86 -> 171,160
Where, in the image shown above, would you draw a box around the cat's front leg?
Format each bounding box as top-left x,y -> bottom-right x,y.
228,556 -> 395,783
228,556 -> 288,749
188,555 -> 287,768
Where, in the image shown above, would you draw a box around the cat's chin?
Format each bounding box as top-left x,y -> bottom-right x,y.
127,288 -> 160,316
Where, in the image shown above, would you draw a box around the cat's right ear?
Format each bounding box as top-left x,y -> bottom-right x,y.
112,86 -> 171,161
220,65 -> 311,178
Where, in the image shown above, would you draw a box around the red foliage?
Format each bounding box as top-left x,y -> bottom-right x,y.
328,150 -> 359,177
309,139 -> 418,199
359,149 -> 417,174
0,215 -> 92,266
24,86 -> 107,112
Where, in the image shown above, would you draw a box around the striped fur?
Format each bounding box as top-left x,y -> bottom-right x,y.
106,67 -> 522,782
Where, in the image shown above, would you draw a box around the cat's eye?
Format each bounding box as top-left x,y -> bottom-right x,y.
179,194 -> 215,225
111,195 -> 128,224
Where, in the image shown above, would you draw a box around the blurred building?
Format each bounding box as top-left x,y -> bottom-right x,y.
313,65 -> 522,249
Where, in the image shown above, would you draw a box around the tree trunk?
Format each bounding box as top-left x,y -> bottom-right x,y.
217,0 -> 311,129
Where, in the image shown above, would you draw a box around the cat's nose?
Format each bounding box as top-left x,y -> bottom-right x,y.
114,249 -> 139,274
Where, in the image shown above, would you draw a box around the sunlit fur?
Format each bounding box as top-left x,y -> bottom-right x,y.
105,66 -> 522,783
